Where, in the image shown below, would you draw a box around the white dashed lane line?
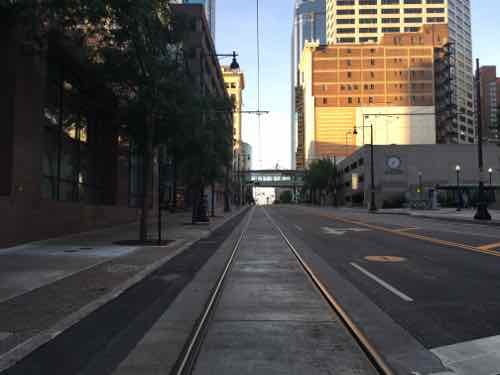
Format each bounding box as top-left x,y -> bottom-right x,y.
350,262 -> 414,303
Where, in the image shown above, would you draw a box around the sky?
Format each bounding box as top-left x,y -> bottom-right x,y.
215,0 -> 500,170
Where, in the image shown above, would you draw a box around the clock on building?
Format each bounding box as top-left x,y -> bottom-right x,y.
386,156 -> 401,170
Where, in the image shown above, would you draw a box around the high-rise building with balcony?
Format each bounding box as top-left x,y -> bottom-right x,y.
292,0 -> 326,169
325,0 -> 474,144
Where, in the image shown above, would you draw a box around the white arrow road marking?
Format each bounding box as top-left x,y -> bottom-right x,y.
321,227 -> 371,236
350,262 -> 414,302
322,227 -> 346,235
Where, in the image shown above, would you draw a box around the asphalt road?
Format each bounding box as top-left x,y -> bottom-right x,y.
266,205 -> 500,350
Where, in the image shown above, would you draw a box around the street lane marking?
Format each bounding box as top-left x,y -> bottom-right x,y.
350,262 -> 414,302
322,227 -> 346,235
478,242 -> 500,251
365,256 -> 406,263
294,225 -> 303,232
304,209 -> 500,258
321,227 -> 371,236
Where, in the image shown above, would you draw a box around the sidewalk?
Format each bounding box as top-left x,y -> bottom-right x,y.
113,208 -> 377,374
0,206 -> 245,370
378,207 -> 500,225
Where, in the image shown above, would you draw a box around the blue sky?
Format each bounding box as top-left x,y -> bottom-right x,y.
215,0 -> 499,169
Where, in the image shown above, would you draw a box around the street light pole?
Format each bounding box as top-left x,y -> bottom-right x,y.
368,117 -> 377,212
354,115 -> 377,212
488,168 -> 493,186
418,171 -> 423,201
474,58 -> 492,221
456,165 -> 461,212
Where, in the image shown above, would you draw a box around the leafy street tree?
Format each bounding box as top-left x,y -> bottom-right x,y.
2,0 -> 234,240
304,158 -> 337,205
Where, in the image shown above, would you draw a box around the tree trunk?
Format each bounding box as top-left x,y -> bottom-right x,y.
171,156 -> 177,212
191,186 -> 197,224
224,166 -> 231,212
139,116 -> 154,242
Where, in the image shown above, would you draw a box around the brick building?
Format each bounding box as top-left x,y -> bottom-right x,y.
297,23 -> 449,164
0,4 -> 231,247
170,4 -> 233,211
0,23 -> 137,248
478,66 -> 500,143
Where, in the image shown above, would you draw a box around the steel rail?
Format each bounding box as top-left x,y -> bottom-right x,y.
174,207 -> 255,375
263,207 -> 394,375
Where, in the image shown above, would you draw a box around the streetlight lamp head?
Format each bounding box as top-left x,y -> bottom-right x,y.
488,168 -> 493,173
456,165 -> 461,172
418,171 -> 423,176
353,128 -> 358,135
230,51 -> 240,70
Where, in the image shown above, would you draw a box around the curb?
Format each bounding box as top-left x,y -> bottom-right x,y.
0,207 -> 247,372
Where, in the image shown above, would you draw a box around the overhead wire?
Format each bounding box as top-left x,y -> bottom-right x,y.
256,0 -> 262,168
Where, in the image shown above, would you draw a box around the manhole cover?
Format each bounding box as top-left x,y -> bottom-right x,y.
79,247 -> 93,250
64,249 -> 79,253
364,256 -> 406,263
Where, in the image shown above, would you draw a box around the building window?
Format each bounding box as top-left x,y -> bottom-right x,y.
42,62 -> 107,204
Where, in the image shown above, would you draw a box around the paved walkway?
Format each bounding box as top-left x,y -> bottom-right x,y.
0,207 -> 243,362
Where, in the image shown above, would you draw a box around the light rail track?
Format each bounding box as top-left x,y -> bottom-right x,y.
263,207 -> 394,375
173,207 -> 255,375
174,206 -> 392,375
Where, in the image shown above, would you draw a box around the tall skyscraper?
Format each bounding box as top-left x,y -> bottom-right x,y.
173,0 -> 216,41
325,0 -> 474,144
292,0 -> 326,169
